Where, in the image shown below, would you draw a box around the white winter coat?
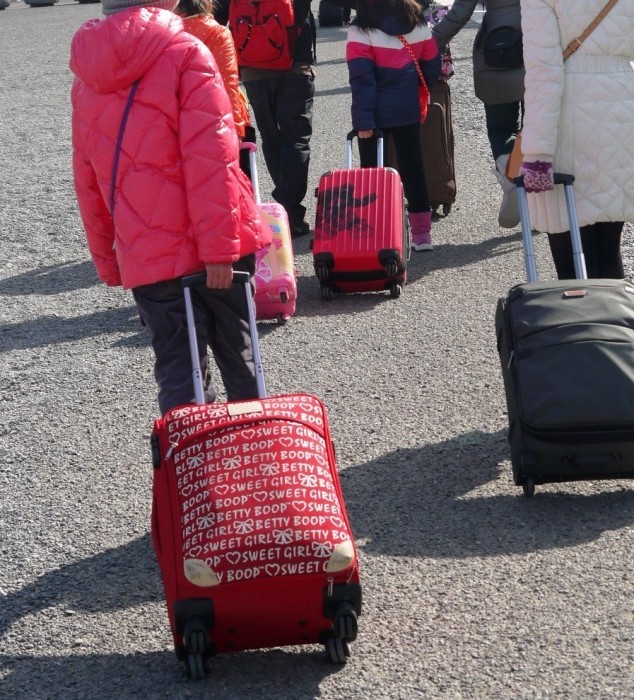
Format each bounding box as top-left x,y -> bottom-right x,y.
521,0 -> 634,234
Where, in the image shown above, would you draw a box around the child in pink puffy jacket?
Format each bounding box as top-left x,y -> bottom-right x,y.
69,0 -> 272,415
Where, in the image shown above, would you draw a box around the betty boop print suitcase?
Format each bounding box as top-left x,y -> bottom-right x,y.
150,272 -> 361,678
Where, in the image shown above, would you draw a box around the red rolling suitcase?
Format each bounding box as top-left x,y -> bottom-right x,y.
150,272 -> 362,678
312,131 -> 409,301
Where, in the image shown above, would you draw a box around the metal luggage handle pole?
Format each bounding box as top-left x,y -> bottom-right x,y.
241,141 -> 261,206
181,271 -> 267,403
346,129 -> 384,169
513,173 -> 587,283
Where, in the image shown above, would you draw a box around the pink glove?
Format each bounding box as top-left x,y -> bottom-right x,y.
519,161 -> 554,193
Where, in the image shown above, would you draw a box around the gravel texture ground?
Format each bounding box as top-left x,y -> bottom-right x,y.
1,3 -> 633,698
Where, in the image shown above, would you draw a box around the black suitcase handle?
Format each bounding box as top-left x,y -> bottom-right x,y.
514,173 -> 587,283
181,271 -> 266,402
346,129 -> 384,168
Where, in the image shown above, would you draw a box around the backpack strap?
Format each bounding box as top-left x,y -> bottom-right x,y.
109,80 -> 140,215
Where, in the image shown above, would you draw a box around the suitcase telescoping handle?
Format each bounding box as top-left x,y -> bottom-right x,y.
514,173 -> 587,283
241,141 -> 261,206
181,271 -> 267,404
346,129 -> 384,169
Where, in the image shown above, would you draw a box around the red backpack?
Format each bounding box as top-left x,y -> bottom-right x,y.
228,0 -> 299,71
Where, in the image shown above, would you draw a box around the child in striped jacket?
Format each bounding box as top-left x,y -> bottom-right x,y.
346,0 -> 440,250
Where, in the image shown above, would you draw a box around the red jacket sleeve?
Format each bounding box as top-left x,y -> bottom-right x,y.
71,92 -> 122,287
178,47 -> 244,265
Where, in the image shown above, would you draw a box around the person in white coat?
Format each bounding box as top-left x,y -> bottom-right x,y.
431,0 -> 524,229
519,0 -> 634,279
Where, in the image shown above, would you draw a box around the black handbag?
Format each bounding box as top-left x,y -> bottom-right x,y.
481,25 -> 523,70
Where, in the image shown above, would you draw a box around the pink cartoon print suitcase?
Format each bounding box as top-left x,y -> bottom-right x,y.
150,272 -> 362,679
244,143 -> 297,323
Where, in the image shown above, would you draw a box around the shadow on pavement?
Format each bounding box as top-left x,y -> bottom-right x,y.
0,535 -> 340,699
0,535 -> 162,640
0,261 -> 98,296
341,429 -> 634,559
406,232 -> 520,285
0,305 -> 147,352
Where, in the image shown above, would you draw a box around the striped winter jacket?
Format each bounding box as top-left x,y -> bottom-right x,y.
346,14 -> 440,131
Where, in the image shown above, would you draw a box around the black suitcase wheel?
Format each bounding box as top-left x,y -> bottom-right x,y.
390,283 -> 402,299
384,260 -> 398,278
320,285 -> 334,301
183,619 -> 210,680
325,636 -> 350,664
334,603 -> 358,641
187,652 -> 207,680
316,263 -> 330,282
522,479 -> 535,499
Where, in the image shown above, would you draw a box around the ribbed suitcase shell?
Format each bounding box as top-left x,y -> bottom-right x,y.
313,166 -> 408,295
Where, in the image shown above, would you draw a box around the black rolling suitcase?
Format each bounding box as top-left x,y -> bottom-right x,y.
386,80 -> 456,218
495,174 -> 634,497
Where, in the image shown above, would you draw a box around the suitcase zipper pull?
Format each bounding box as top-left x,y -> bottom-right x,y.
507,350 -> 514,370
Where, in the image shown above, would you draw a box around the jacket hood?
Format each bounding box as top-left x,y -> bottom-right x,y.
69,8 -> 183,93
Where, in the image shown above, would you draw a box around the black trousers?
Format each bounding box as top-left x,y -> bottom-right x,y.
244,73 -> 315,228
484,101 -> 523,162
547,222 -> 625,280
132,255 -> 257,416
358,124 -> 430,213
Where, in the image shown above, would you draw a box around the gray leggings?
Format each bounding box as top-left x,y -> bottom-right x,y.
133,255 -> 257,415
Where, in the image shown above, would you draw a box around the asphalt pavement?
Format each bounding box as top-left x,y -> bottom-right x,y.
1,2 -> 633,698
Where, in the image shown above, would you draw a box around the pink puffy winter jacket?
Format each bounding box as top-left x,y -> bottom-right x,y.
69,8 -> 271,289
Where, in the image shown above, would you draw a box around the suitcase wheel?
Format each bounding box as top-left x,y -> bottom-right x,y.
389,283 -> 402,299
316,263 -> 330,282
276,313 -> 289,325
522,479 -> 535,499
187,652 -> 209,680
183,619 -> 211,680
320,285 -> 334,301
384,260 -> 398,278
325,635 -> 351,665
333,602 -> 358,641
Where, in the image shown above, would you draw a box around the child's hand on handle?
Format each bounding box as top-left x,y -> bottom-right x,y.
206,263 -> 233,289
358,130 -> 374,139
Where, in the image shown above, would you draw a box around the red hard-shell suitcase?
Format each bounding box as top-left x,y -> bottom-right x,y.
244,144 -> 298,324
312,131 -> 409,301
150,272 -> 361,678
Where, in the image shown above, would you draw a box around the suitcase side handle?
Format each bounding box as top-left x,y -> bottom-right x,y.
181,271 -> 267,403
346,129 -> 384,169
514,173 -> 587,283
